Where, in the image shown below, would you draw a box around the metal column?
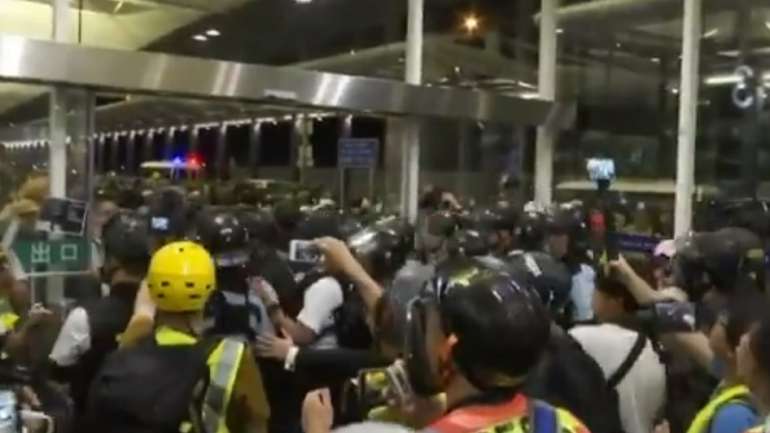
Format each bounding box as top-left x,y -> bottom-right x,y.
163,128 -> 174,161
534,0 -> 558,206
215,123 -> 228,179
248,121 -> 262,177
674,0 -> 702,237
401,0 -> 424,223
49,0 -> 71,198
126,130 -> 136,174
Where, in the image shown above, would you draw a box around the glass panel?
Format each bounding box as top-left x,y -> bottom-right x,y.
0,0 -> 53,41
693,2 -> 768,231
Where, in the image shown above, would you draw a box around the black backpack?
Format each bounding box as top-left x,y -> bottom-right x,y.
526,332 -> 626,433
84,336 -> 220,433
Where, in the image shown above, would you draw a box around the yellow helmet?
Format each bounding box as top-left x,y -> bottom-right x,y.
147,241 -> 215,312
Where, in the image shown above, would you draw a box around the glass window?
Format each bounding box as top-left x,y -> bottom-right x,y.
0,0 -> 52,41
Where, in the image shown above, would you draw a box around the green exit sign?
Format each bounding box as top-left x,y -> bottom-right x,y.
13,238 -> 91,275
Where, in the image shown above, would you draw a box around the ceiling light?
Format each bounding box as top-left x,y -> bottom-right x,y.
702,28 -> 719,39
765,21 -> 770,31
463,14 -> 480,33
193,34 -> 208,42
651,57 -> 661,63
296,0 -> 313,3
556,28 -> 564,34
206,29 -> 221,37
705,74 -> 741,86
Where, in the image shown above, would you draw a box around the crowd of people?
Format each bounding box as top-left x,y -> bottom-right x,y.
0,177 -> 768,433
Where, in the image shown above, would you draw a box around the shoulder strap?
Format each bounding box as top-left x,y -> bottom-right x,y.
532,400 -> 559,433
607,332 -> 646,388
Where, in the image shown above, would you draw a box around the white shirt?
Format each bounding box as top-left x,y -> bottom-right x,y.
49,307 -> 92,367
570,324 -> 666,433
297,276 -> 344,349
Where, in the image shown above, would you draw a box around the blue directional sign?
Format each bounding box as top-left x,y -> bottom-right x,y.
338,138 -> 379,169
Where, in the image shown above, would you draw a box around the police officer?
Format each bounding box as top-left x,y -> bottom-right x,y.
95,241 -> 270,433
470,204 -> 518,256
49,211 -> 150,422
194,209 -> 274,341
402,260 -> 591,433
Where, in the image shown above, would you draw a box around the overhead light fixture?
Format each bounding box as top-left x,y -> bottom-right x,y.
206,29 -> 221,37
765,21 -> 770,31
702,28 -> 719,39
651,57 -> 661,63
463,14 -> 480,33
556,28 -> 564,34
705,74 -> 741,86
296,0 -> 313,3
193,34 -> 208,42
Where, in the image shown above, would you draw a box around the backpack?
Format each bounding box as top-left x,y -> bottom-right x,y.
525,332 -> 625,433
296,270 -> 373,350
84,336 -> 220,433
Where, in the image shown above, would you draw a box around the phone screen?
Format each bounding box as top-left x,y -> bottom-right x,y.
151,217 -> 170,232
586,158 -> 616,181
289,240 -> 321,264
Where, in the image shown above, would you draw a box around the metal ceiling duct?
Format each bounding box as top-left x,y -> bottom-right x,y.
534,0 -> 770,30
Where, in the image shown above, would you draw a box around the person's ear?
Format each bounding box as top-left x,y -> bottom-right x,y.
438,334 -> 459,382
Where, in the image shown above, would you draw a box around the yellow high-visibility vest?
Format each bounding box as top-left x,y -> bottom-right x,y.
155,326 -> 244,433
686,384 -> 752,433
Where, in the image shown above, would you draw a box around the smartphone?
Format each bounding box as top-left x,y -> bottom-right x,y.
586,158 -> 616,182
653,302 -> 697,333
150,216 -> 170,232
289,240 -> 321,264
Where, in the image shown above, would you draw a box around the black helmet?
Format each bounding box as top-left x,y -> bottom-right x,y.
506,251 -> 572,316
238,208 -> 276,246
472,204 -> 518,232
405,259 -> 550,396
673,230 -> 750,299
102,211 -> 150,267
295,210 -> 345,240
147,186 -> 189,240
446,229 -> 490,258
194,210 -> 250,268
348,219 -> 412,281
516,211 -> 546,251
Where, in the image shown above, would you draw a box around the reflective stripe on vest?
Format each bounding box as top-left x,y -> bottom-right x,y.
425,394 -> 588,433
155,327 -> 244,433
687,384 -> 752,433
203,339 -> 244,433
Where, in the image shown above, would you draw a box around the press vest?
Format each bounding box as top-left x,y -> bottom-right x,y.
425,393 -> 590,433
686,384 -> 753,433
155,326 -> 245,433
